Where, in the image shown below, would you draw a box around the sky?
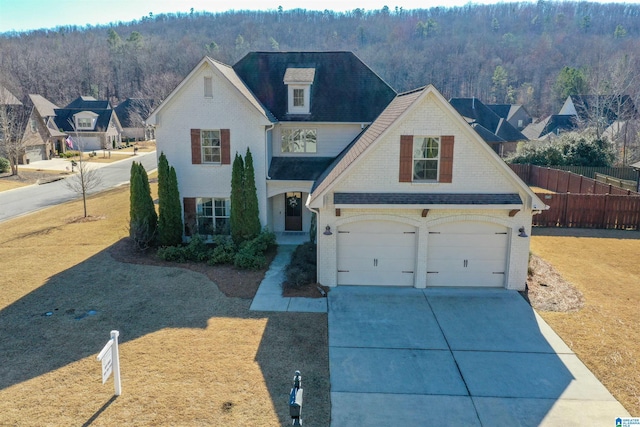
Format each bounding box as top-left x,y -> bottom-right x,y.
0,0 -> 637,33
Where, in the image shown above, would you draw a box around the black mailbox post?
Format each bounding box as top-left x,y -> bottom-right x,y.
289,370 -> 303,425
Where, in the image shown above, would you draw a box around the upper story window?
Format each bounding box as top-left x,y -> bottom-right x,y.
201,130 -> 221,163
77,118 -> 93,129
293,89 -> 305,107
284,67 -> 315,115
30,119 -> 37,132
282,128 -> 317,153
204,76 -> 213,98
413,136 -> 440,181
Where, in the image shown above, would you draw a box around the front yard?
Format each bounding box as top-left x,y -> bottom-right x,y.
531,227 -> 640,416
0,182 -> 329,426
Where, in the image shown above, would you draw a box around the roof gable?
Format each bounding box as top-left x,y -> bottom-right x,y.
29,94 -> 59,118
233,51 -> 396,122
146,56 -> 274,125
309,85 -> 545,210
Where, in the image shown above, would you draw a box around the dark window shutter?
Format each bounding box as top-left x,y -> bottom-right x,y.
191,129 -> 201,164
399,135 -> 413,182
221,129 -> 230,165
183,197 -> 196,236
439,135 -> 454,183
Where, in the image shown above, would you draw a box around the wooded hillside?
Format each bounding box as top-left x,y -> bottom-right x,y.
1,1 -> 639,117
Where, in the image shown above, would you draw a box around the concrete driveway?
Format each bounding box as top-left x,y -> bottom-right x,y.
328,286 -> 629,426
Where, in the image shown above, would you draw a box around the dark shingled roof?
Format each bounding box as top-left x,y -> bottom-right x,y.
540,114 -> 578,136
568,95 -> 637,122
65,96 -> 111,110
449,97 -> 527,142
487,104 -> 512,119
268,157 -> 335,181
53,108 -> 115,132
333,193 -> 522,205
114,98 -> 155,128
232,52 -> 396,122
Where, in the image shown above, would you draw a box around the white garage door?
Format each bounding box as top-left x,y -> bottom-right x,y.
337,221 -> 416,286
427,222 -> 508,288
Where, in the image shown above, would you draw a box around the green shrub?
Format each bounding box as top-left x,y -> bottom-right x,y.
285,242 -> 317,289
0,157 -> 9,173
157,245 -> 188,262
207,235 -> 237,265
232,230 -> 276,270
183,234 -> 211,262
156,234 -> 211,262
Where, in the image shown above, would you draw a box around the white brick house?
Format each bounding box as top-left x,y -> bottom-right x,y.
307,85 -> 546,290
147,52 -> 395,238
148,53 -> 544,290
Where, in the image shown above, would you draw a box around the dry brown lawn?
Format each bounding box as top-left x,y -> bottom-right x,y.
531,227 -> 640,416
0,180 -> 329,426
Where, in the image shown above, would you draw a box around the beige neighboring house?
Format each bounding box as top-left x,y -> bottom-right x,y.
28,94 -> 68,160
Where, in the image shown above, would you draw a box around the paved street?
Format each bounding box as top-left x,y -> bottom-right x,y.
0,151 -> 157,223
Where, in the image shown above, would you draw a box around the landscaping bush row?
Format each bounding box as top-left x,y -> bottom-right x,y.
284,241 -> 317,290
157,230 -> 277,270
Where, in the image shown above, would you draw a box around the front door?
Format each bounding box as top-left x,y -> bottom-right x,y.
285,192 -> 302,231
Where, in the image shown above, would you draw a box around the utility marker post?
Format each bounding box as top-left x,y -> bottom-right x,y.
97,330 -> 122,396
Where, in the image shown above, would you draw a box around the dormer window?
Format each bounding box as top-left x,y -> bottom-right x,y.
77,118 -> 92,128
74,111 -> 98,131
284,67 -> 315,115
293,88 -> 305,107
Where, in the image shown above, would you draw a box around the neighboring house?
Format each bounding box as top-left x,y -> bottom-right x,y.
449,97 -> 528,157
54,96 -> 123,150
488,103 -> 532,131
0,87 -> 52,164
522,114 -> 576,140
28,94 -> 67,158
308,85 -> 546,290
147,52 -> 545,291
114,98 -> 156,141
525,95 -> 638,140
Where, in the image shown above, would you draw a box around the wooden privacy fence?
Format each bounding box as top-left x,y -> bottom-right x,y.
510,164 -> 640,195
534,193 -> 640,230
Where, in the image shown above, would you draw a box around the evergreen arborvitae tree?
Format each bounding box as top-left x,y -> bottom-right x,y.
129,162 -> 158,249
243,147 -> 261,240
157,152 -> 182,246
230,152 -> 245,243
166,165 -> 183,244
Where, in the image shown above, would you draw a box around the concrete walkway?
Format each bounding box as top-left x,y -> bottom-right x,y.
249,245 -> 327,313
328,286 -> 630,426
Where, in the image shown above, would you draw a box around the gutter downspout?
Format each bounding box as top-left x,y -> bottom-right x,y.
265,124 -> 274,179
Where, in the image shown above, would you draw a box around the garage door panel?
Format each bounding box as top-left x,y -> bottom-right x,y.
337,221 -> 416,287
428,271 -> 504,287
427,222 -> 509,288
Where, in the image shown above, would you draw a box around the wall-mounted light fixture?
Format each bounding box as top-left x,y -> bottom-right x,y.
518,226 -> 528,238
323,225 -> 333,236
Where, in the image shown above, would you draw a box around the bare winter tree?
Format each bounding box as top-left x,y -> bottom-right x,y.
64,120 -> 102,217
0,86 -> 31,175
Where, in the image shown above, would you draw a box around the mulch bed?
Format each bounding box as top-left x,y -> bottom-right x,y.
110,239 -> 324,299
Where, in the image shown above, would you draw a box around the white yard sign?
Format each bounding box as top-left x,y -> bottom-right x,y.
97,330 -> 122,395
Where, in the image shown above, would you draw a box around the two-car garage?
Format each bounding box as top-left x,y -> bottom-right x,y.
336,220 -> 510,288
